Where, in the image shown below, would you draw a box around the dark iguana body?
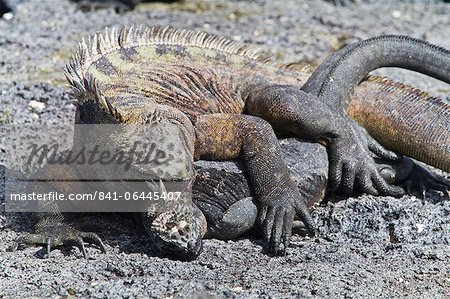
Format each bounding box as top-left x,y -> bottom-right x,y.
22,26 -> 449,259
302,35 -> 449,173
195,35 -> 449,241
196,65 -> 450,241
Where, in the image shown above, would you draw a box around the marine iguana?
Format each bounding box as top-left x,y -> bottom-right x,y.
19,26 -> 449,259
195,34 -> 450,240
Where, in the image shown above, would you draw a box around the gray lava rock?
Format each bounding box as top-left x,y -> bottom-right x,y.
1,0 -> 449,298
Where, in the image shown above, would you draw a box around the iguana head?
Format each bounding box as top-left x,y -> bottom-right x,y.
74,99 -> 206,259
112,121 -> 206,259
142,186 -> 207,260
122,118 -> 206,260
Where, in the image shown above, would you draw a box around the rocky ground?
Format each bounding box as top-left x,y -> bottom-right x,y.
0,0 -> 449,298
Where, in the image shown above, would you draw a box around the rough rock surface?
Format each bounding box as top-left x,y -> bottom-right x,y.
0,0 -> 449,297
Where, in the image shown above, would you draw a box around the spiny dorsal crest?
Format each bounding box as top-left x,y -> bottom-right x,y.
365,75 -> 449,107
65,25 -> 267,104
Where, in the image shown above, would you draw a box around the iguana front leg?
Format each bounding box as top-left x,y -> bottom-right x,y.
303,35 -> 450,172
300,35 -> 449,195
244,84 -> 405,197
194,113 -> 315,254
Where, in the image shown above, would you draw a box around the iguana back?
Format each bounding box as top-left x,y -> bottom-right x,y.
66,26 -> 449,173
65,26 -> 302,123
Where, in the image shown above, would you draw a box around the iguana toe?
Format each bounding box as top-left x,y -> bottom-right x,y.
403,164 -> 449,200
328,119 -> 406,198
73,231 -> 107,256
295,200 -> 317,237
258,192 -> 316,255
369,170 -> 405,197
377,157 -> 449,199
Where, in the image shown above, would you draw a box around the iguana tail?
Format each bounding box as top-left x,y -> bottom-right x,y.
302,35 -> 450,172
350,75 -> 449,172
302,35 -> 450,110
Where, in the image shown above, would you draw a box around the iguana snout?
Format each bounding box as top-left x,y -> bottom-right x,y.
143,195 -> 207,260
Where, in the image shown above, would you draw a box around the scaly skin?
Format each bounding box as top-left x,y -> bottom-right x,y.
20,27 -> 450,258
193,138 -> 329,241
350,76 -> 449,173
302,35 -> 450,174
209,36 -> 449,238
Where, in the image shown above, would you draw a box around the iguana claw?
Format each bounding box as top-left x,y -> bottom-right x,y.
258,191 -> 316,255
64,231 -> 107,258
46,237 -> 51,257
258,203 -> 295,255
329,118 -> 405,197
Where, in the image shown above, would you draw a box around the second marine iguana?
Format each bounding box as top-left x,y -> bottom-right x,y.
194,36 -> 450,241
20,26 -> 449,259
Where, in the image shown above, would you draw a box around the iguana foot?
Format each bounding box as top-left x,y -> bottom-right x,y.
328,118 -> 406,197
378,157 -> 449,200
17,224 -> 106,258
404,167 -> 449,200
245,84 -> 405,198
258,191 -> 316,255
195,113 -> 316,256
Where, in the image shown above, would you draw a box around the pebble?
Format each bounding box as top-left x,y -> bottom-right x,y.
28,100 -> 46,112
2,12 -> 14,20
